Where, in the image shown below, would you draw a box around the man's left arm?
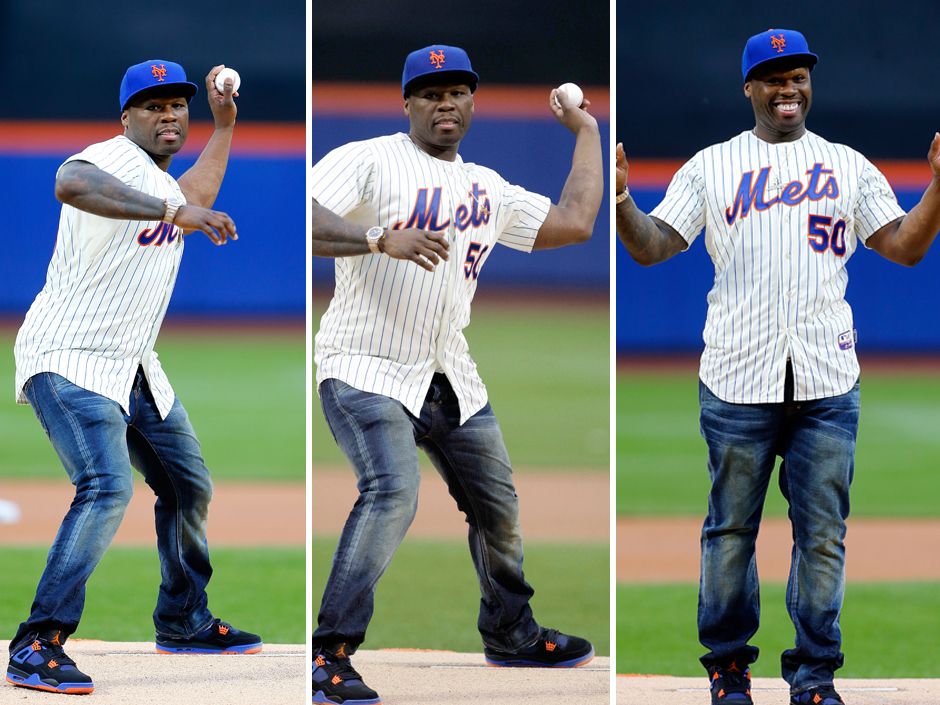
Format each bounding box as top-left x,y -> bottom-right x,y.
532,90 -> 604,251
176,65 -> 238,208
867,133 -> 940,266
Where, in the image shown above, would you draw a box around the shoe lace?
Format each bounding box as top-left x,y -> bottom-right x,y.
712,663 -> 750,696
319,649 -> 364,683
807,686 -> 843,704
37,640 -> 75,668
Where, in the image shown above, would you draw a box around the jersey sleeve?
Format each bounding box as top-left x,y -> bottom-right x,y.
855,157 -> 906,245
311,141 -> 376,216
494,180 -> 551,253
648,153 -> 706,246
60,138 -> 144,190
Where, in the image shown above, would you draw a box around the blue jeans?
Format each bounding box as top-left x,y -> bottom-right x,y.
314,375 -> 540,653
697,376 -> 859,692
10,369 -> 215,651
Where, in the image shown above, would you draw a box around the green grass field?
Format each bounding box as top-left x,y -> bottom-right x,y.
0,546 -> 305,644
617,582 -> 940,677
313,299 -> 610,471
313,537 -> 609,656
617,369 -> 940,517
0,328 -> 305,480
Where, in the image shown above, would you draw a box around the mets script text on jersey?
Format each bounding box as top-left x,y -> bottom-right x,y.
725,163 -> 839,225
393,184 -> 492,231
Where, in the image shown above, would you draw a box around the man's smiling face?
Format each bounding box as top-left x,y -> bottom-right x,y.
745,60 -> 812,142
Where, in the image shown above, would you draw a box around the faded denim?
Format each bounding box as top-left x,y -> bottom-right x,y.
697,378 -> 859,692
10,369 -> 215,651
314,375 -> 539,653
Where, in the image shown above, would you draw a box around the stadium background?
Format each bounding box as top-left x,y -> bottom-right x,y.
616,0 -> 940,688
311,0 -> 612,666
0,0 -> 305,674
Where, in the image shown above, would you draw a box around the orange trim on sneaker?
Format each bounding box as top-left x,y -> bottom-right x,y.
5,676 -> 94,695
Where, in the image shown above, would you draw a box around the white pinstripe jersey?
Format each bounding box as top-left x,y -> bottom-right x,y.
651,129 -> 905,403
15,135 -> 186,418
313,132 -> 551,424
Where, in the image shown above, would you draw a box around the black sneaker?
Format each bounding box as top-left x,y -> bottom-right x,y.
312,645 -> 381,704
708,661 -> 753,705
790,685 -> 845,705
5,629 -> 94,694
483,628 -> 594,668
155,618 -> 262,654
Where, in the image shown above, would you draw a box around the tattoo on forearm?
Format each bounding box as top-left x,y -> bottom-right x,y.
60,164 -> 164,220
311,201 -> 370,258
615,202 -> 684,265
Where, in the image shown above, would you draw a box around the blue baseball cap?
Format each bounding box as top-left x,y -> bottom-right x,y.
742,29 -> 818,82
120,59 -> 198,110
402,45 -> 479,97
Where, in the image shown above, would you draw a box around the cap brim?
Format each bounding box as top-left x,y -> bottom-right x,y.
403,70 -> 479,97
122,81 -> 199,110
745,53 -> 818,82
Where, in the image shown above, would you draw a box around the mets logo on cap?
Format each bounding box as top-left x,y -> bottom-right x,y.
429,49 -> 445,69
770,33 -> 786,53
151,64 -> 168,82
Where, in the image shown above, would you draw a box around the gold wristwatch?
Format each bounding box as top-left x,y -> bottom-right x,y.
615,186 -> 630,205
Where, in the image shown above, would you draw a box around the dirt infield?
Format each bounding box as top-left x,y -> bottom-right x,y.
0,480 -> 304,546
617,517 -> 940,581
348,649 -> 610,705
313,467 -> 609,542
0,640 -> 302,705
616,676 -> 940,704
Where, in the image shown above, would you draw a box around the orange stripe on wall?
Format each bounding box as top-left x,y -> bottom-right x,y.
629,159 -> 932,190
312,81 -> 610,120
0,122 -> 303,155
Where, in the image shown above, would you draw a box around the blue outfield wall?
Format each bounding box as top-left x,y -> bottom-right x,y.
312,115 -> 610,291
0,152 -> 304,316
617,186 -> 938,353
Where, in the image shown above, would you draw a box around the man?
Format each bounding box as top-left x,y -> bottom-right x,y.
616,28 -> 940,705
312,44 -> 603,704
7,59 -> 261,696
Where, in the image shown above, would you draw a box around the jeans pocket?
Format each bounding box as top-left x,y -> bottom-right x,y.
319,379 -> 344,443
24,375 -> 54,437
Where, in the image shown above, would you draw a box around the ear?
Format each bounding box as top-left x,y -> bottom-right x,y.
403,98 -> 410,118
121,110 -> 129,129
469,96 -> 474,114
743,82 -> 752,99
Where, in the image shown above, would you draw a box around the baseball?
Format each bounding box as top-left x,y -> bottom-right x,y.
214,67 -> 241,94
553,82 -> 584,110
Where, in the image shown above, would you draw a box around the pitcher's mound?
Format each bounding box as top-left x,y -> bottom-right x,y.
617,675 -> 940,705
349,648 -> 610,704
0,640 -> 303,704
